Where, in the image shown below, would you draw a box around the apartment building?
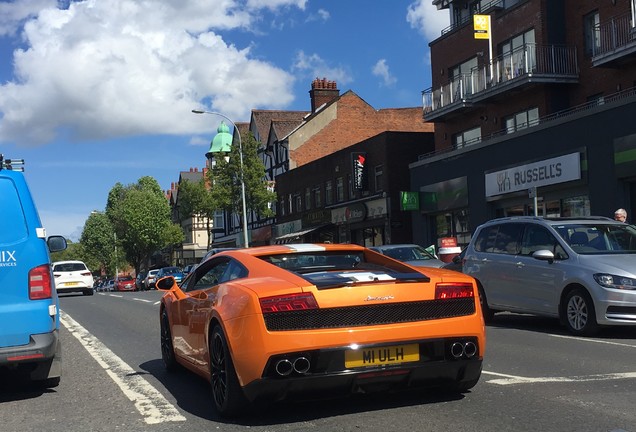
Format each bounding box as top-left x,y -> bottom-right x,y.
412,0 -> 636,248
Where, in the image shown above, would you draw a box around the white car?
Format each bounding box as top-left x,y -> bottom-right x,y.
52,260 -> 94,296
144,269 -> 160,289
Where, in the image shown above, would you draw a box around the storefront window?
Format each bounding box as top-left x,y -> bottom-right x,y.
434,210 -> 471,248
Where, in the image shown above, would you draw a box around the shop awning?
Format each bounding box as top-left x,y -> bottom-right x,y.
274,224 -> 330,244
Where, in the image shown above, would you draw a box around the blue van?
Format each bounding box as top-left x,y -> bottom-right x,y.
0,155 -> 67,387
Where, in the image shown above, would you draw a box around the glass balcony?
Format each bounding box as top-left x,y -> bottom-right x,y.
592,11 -> 636,67
422,43 -> 579,121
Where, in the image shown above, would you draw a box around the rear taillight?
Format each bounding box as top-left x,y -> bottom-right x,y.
80,271 -> 92,277
29,264 -> 52,300
260,293 -> 319,314
435,282 -> 474,299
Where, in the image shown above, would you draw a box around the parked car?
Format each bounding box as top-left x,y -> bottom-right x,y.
101,279 -> 115,292
200,247 -> 239,264
463,216 -> 636,336
369,244 -> 445,268
157,243 -> 484,417
156,266 -> 184,285
135,272 -> 147,291
442,249 -> 466,273
52,260 -> 94,296
182,264 -> 195,275
144,269 -> 160,290
0,154 -> 67,388
114,275 -> 136,291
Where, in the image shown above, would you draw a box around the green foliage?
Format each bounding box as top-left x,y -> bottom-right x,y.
105,177 -> 184,273
206,131 -> 276,220
79,211 -> 115,275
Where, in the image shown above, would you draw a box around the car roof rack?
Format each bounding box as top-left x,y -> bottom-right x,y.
0,154 -> 25,172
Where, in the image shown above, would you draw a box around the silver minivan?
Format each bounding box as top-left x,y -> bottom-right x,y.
464,216 -> 636,335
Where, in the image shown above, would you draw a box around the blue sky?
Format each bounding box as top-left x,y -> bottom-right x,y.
0,0 -> 448,241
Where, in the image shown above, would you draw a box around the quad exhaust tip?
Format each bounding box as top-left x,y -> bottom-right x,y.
275,357 -> 311,376
451,341 -> 477,359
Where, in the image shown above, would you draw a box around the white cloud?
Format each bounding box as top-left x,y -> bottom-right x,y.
306,8 -> 330,23
247,0 -> 307,11
292,50 -> 352,87
372,59 -> 397,87
0,0 -> 303,147
0,0 -> 55,37
406,0 -> 450,42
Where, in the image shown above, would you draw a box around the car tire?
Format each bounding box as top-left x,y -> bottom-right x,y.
160,310 -> 178,372
564,288 -> 599,336
477,284 -> 494,323
210,325 -> 248,418
36,376 -> 61,388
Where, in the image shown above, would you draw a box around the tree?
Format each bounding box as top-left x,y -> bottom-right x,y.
79,211 -> 116,276
207,131 -> 276,227
105,177 -> 184,273
176,178 -> 217,248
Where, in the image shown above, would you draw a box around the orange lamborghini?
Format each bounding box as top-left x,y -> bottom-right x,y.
157,243 -> 485,417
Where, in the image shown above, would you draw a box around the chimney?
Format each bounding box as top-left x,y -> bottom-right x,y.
309,77 -> 339,113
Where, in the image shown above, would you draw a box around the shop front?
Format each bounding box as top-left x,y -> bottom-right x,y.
331,197 -> 389,246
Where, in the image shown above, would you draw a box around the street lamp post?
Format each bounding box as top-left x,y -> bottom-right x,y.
192,109 -> 249,248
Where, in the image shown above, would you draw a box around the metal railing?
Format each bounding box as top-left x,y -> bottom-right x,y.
593,11 -> 636,58
423,43 -> 578,114
418,85 -> 636,161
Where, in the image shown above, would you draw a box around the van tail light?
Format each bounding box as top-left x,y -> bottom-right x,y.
260,293 -> 319,314
29,264 -> 53,300
435,282 -> 474,299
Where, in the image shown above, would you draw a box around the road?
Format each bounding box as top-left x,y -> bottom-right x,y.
2,290 -> 636,431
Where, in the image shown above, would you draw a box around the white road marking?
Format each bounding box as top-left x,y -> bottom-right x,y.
483,370 -> 636,385
60,311 -> 186,425
154,301 -> 161,306
133,298 -> 154,303
110,294 -> 123,298
549,333 -> 636,348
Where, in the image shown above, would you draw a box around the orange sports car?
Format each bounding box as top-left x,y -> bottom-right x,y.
157,243 -> 485,417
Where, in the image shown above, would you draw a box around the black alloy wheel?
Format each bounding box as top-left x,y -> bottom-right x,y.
160,310 -> 177,372
210,325 -> 248,417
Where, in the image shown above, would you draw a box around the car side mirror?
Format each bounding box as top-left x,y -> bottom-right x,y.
47,235 -> 67,252
532,249 -> 555,263
156,276 -> 176,291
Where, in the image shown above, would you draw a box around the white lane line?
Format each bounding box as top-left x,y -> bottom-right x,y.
549,333 -> 636,348
60,311 -> 186,425
110,294 -> 123,298
483,370 -> 636,385
154,301 -> 161,306
133,298 -> 154,303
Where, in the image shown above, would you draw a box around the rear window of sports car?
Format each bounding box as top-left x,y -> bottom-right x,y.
258,252 -> 429,287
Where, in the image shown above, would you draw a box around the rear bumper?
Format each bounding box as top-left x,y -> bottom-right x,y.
243,358 -> 482,404
241,337 -> 483,404
0,330 -> 61,380
56,286 -> 92,294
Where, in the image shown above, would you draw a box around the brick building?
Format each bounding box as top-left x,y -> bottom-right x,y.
412,0 -> 636,248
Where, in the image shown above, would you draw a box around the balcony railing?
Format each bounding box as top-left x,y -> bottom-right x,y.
592,11 -> 636,66
423,43 -> 579,119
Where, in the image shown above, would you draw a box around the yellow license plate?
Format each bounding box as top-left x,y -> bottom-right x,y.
344,344 -> 419,368
65,282 -> 79,286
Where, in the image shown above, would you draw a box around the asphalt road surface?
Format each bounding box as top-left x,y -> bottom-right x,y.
2,290 -> 636,432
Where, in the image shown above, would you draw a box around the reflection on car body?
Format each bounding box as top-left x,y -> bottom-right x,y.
158,243 -> 485,418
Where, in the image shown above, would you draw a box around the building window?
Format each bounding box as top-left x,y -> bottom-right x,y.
213,211 -> 224,234
305,187 -> 311,211
325,180 -> 333,205
279,198 -> 286,216
504,107 -> 539,133
314,185 -> 322,208
499,29 -> 536,78
374,165 -> 384,193
294,194 -> 302,213
584,11 -> 600,56
453,126 -> 481,149
288,194 -> 293,215
336,177 -> 344,202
